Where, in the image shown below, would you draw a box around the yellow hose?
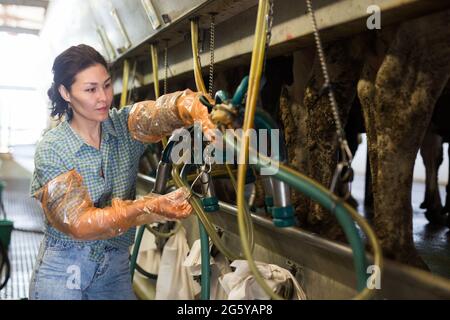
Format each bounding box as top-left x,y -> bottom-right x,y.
189,17 -> 254,260
235,0 -> 383,299
235,0 -> 284,300
153,36 -> 236,259
171,165 -> 243,261
120,59 -> 130,108
150,43 -> 160,99
166,167 -> 236,188
190,19 -> 208,96
126,60 -> 137,106
149,43 -> 167,147
186,0 -> 381,299
224,164 -> 255,254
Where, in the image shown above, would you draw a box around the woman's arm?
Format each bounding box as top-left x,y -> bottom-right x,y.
127,89 -> 215,143
34,169 -> 192,240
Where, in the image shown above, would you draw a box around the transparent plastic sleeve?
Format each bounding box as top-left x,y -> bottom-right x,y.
33,170 -> 192,240
128,89 -> 216,143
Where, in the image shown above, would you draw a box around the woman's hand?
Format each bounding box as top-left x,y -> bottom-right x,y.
175,89 -> 216,141
34,170 -> 193,240
128,89 -> 216,143
141,187 -> 193,219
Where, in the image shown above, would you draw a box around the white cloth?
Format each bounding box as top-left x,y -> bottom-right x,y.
219,260 -> 307,300
183,239 -> 231,300
155,226 -> 201,299
182,238 -> 212,276
131,225 -> 160,275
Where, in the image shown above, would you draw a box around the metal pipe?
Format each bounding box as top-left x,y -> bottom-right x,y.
111,7 -> 132,50
272,178 -> 291,208
200,168 -> 215,198
152,161 -> 172,194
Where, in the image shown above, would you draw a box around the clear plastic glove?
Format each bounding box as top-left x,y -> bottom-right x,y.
33,169 -> 192,240
175,89 -> 216,137
128,89 -> 216,143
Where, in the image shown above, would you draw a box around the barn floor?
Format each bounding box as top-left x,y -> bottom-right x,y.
0,145 -> 449,300
351,173 -> 450,279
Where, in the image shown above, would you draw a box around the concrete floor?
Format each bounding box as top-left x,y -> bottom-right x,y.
351,173 -> 450,279
0,147 -> 44,300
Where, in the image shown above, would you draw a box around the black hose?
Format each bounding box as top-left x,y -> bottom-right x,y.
0,240 -> 10,291
13,227 -> 44,234
199,95 -> 214,111
135,263 -> 158,280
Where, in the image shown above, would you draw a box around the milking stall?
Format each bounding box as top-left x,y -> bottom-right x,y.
0,0 -> 449,304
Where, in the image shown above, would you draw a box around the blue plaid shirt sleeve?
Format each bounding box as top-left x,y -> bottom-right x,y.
28,106 -> 154,254
30,140 -> 69,197
109,105 -> 147,159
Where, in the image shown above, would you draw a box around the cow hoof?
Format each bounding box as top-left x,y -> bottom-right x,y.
383,245 -> 430,271
442,205 -> 450,215
419,201 -> 427,209
408,255 -> 430,271
424,209 -> 447,225
363,205 -> 374,222
346,195 -> 359,209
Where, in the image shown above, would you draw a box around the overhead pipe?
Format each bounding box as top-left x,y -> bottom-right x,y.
120,59 -> 130,108
190,18 -> 208,97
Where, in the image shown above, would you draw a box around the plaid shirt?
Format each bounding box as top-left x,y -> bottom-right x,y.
30,106 -> 147,262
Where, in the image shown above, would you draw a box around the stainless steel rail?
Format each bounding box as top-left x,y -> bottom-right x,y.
137,173 -> 450,299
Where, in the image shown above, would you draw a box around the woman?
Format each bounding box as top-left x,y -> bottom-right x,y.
29,44 -> 214,300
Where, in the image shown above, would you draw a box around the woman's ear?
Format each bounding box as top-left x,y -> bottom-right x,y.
58,84 -> 71,103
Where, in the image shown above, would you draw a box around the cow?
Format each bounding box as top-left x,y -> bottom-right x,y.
280,8 -> 450,269
419,87 -> 450,226
357,9 -> 450,268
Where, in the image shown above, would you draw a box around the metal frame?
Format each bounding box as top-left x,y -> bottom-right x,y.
137,173 -> 450,299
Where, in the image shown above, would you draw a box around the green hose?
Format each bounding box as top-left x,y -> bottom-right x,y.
232,76 -> 249,107
130,225 -> 146,281
180,164 -> 211,300
250,90 -> 365,289
199,219 -> 211,300
274,158 -> 382,299
172,165 -> 243,262
227,134 -> 368,289
258,159 -> 367,291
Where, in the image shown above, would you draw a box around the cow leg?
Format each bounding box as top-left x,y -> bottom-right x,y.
358,27 -> 398,225
303,35 -> 367,239
282,49 -> 314,226
371,10 -> 450,268
358,62 -> 379,223
337,98 -> 365,209
444,145 -> 450,227
364,153 -> 374,220
358,27 -> 388,237
420,127 -> 445,224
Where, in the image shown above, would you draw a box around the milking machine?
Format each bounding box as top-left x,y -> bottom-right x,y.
127,0 -> 383,300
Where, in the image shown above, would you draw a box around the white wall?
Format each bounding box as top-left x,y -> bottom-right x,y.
0,33 -> 49,148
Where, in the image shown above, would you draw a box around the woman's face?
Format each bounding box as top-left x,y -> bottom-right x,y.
60,63 -> 113,123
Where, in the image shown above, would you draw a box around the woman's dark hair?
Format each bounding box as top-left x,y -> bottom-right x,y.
48,44 -> 109,120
